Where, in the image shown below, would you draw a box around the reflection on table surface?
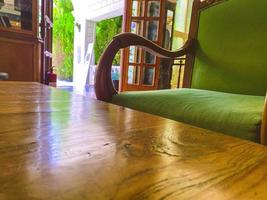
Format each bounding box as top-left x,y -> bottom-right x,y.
0,81 -> 267,200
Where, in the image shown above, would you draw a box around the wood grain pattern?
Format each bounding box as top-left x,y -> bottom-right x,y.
1,82 -> 267,200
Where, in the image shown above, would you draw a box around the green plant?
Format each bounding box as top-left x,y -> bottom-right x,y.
53,0 -> 74,80
94,16 -> 122,65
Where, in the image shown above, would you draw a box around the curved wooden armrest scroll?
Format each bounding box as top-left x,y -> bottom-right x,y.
261,93 -> 267,145
95,32 -> 195,101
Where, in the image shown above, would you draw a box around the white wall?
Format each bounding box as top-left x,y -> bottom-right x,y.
73,0 -> 124,21
73,19 -> 96,88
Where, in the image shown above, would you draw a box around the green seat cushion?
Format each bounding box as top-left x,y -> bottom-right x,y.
111,89 -> 265,142
192,0 -> 267,96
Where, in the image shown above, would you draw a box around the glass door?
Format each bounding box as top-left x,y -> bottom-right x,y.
122,0 -> 164,91
121,0 -> 176,92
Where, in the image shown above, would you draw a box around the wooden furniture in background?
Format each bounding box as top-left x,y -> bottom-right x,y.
1,82 -> 267,199
121,0 -> 176,91
0,0 -> 52,83
0,0 -> 40,81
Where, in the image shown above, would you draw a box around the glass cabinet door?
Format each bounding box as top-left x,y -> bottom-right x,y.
132,0 -> 145,17
125,0 -> 163,90
128,65 -> 140,85
147,1 -> 160,17
0,0 -> 33,31
142,66 -> 155,85
146,20 -> 159,41
122,0 -> 176,91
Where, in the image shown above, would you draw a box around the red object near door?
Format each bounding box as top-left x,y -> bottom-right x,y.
47,67 -> 57,87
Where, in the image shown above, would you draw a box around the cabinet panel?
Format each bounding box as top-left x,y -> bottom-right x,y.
0,38 -> 39,81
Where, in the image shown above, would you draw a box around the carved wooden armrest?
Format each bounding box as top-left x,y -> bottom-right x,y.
95,32 -> 195,101
261,93 -> 267,145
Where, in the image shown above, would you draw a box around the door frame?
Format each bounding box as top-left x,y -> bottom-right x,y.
40,0 -> 53,84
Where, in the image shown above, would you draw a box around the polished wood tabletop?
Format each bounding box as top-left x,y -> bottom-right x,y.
1,82 -> 267,200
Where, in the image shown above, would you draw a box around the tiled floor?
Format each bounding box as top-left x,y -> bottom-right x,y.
56,80 -> 96,99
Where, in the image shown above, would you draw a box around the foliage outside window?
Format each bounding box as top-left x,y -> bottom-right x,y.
53,0 -> 74,81
94,16 -> 122,65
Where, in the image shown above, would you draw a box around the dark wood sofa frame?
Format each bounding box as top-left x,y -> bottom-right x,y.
95,0 -> 267,145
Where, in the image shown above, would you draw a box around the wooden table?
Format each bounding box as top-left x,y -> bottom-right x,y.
1,82 -> 267,200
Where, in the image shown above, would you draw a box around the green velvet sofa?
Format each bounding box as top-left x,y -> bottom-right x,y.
95,0 -> 267,144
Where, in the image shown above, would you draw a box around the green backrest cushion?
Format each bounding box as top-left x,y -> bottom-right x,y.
191,0 -> 267,96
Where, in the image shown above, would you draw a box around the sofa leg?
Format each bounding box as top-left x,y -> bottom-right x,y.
261,93 -> 267,145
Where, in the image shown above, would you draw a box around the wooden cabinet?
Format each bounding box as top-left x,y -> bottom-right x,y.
0,0 -> 52,82
121,0 -> 176,91
0,37 -> 40,81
